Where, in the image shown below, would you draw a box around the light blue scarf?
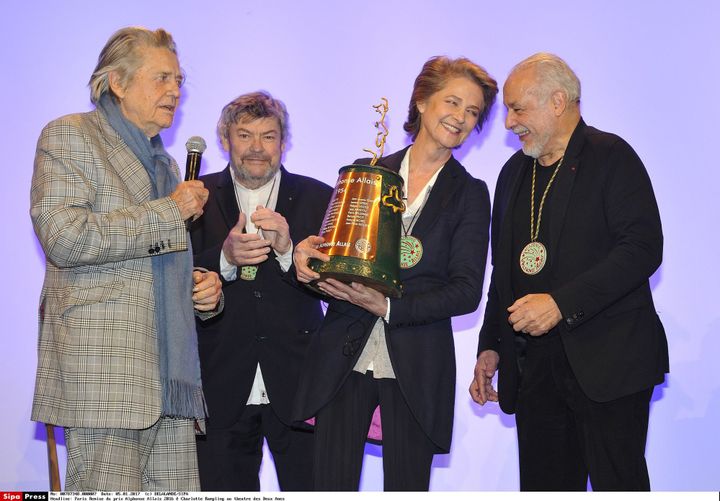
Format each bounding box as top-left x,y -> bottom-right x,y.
98,93 -> 205,419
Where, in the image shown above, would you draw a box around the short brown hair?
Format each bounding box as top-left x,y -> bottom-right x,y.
217,91 -> 290,144
404,56 -> 498,140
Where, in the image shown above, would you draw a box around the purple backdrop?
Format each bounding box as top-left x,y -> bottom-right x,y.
2,0 -> 718,491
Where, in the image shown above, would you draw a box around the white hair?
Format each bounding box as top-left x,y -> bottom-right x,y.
511,52 -> 581,104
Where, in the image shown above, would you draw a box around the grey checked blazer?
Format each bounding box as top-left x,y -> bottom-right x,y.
30,108 -> 201,430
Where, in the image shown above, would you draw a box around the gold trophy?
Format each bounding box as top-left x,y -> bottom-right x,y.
309,98 -> 405,297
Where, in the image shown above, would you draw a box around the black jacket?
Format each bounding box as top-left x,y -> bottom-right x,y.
191,166 -> 332,427
293,147 -> 491,452
478,119 -> 669,414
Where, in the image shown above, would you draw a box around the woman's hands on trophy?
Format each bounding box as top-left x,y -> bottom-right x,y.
293,235 -> 388,318
318,279 -> 388,318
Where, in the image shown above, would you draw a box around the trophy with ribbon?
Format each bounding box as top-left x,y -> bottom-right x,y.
309,98 -> 405,297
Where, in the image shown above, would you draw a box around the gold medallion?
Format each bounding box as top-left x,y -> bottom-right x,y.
521,157 -> 564,276
519,241 -> 547,275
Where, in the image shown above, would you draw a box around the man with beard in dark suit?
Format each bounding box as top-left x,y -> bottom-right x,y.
470,53 -> 668,491
190,91 -> 332,491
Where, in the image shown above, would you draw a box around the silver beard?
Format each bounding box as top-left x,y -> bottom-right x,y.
520,130 -> 551,159
521,142 -> 542,159
233,162 -> 280,190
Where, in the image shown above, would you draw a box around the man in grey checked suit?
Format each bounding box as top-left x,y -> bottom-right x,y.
30,27 -> 222,491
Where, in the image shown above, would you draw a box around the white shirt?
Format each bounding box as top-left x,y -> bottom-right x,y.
399,147 -> 444,231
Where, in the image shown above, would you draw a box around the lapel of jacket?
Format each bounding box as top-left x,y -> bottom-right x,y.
546,119 -> 585,268
375,146 -> 407,173
376,146 -> 463,239
274,166 -> 297,220
410,155 -> 464,238
97,110 -> 155,203
495,156 -> 528,300
213,165 -> 241,230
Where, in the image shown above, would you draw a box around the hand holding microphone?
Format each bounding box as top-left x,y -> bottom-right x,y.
170,136 -> 208,226
170,181 -> 208,221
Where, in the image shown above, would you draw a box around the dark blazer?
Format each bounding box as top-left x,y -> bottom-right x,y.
293,147 -> 491,452
191,166 -> 332,428
478,119 -> 669,414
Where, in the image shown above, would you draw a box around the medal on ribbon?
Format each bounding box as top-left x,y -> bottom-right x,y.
519,241 -> 547,275
521,157 -> 564,275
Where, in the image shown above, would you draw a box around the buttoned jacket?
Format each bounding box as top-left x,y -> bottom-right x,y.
190,166 -> 332,428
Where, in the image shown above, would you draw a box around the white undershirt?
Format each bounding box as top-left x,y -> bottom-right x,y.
355,147 -> 444,375
399,147 -> 444,228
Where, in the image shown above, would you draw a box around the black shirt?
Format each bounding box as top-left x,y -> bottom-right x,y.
511,158 -> 562,299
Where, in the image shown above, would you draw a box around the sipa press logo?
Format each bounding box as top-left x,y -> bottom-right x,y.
1,494 -> 48,501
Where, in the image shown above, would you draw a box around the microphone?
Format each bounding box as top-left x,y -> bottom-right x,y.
184,136 -> 207,181
184,136 -> 207,230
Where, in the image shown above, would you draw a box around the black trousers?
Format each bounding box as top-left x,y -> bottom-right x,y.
313,371 -> 436,491
196,403 -> 314,491
516,334 -> 653,491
